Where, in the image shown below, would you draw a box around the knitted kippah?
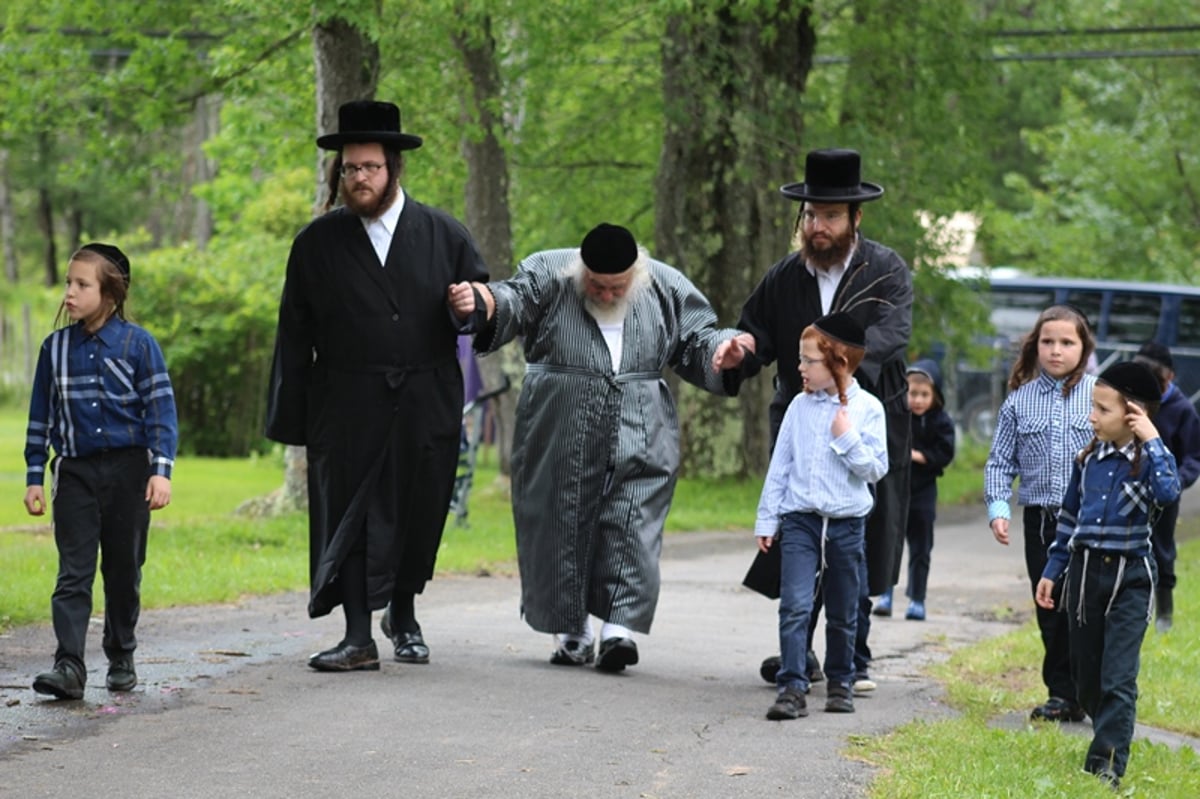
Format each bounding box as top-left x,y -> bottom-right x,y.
813,312 -> 866,349
1097,361 -> 1160,404
580,223 -> 637,274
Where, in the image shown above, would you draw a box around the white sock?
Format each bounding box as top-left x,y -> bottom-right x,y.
600,622 -> 633,641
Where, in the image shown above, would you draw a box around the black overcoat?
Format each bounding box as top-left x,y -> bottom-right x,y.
731,236 -> 914,595
265,198 -> 488,618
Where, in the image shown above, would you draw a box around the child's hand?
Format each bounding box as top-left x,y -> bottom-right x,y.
24,486 -> 46,516
757,535 -> 775,554
1125,402 -> 1161,442
911,449 -> 927,465
1035,577 -> 1057,610
990,517 -> 1009,546
146,475 -> 171,510
831,407 -> 851,438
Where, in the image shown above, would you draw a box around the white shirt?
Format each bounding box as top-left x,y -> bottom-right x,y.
598,321 -> 623,372
360,189 -> 406,266
804,237 -> 858,313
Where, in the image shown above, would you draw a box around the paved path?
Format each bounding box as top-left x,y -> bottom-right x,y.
0,501 -> 1195,798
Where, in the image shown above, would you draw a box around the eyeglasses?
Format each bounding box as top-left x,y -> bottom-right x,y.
800,210 -> 848,227
799,355 -> 826,367
339,162 -> 385,178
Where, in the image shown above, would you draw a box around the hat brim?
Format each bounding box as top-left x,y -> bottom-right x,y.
316,131 -> 424,151
779,181 -> 884,203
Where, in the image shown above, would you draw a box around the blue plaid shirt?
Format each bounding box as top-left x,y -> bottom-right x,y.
24,317 -> 178,485
985,371 -> 1096,521
1043,438 -> 1180,581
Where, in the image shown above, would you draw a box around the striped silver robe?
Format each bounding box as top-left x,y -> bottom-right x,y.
477,248 -> 737,634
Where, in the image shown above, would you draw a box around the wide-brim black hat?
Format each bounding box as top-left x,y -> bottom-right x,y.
780,148 -> 884,203
316,100 -> 423,151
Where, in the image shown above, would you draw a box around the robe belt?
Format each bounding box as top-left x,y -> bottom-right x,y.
525,362 -> 661,385
327,357 -> 454,389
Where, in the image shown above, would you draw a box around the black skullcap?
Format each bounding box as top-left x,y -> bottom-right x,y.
580,223 -> 638,274
1097,361 -> 1161,405
80,243 -> 131,283
1136,341 -> 1173,371
813,312 -> 866,349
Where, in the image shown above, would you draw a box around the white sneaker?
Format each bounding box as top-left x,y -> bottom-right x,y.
853,677 -> 877,695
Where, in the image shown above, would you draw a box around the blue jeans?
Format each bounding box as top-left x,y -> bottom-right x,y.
777,512 -> 865,693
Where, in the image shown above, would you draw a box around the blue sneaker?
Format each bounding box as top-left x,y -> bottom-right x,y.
905,600 -> 926,621
872,589 -> 893,617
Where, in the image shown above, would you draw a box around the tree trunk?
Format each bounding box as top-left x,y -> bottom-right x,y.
656,3 -> 815,477
276,11 -> 381,514
452,10 -> 517,475
0,150 -> 17,283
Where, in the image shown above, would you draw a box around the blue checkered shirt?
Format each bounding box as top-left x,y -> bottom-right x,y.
985,371 -> 1096,521
24,318 -> 178,485
1043,438 -> 1180,581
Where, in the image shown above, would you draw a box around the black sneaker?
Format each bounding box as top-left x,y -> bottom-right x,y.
766,689 -> 808,720
106,654 -> 137,692
33,661 -> 85,700
759,651 -> 823,684
1031,697 -> 1086,722
825,684 -> 855,713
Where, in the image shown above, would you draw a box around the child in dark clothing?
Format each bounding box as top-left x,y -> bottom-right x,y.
876,360 -> 956,621
1037,360 -> 1179,789
1133,341 -> 1200,632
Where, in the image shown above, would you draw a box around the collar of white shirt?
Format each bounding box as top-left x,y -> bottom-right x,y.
361,189 -> 406,266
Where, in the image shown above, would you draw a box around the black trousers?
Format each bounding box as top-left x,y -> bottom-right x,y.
1065,550 -> 1153,778
50,448 -> 151,670
1023,505 -> 1075,701
1150,498 -> 1178,592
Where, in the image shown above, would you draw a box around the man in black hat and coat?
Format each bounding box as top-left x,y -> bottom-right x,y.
266,100 -> 489,672
713,148 -> 913,692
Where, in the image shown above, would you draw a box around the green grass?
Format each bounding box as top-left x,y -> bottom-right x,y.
859,525 -> 1200,798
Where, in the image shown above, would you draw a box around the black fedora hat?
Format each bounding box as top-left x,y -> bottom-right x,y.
316,100 -> 423,151
780,148 -> 884,203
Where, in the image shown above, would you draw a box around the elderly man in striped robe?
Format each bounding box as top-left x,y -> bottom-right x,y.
448,223 -> 738,672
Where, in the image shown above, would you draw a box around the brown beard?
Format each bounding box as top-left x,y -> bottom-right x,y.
343,177 -> 399,219
801,225 -> 856,271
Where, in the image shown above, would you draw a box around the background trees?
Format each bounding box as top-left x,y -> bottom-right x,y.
0,0 -> 1196,474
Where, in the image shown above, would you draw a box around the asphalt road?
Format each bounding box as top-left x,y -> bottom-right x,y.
1,500 -> 1195,798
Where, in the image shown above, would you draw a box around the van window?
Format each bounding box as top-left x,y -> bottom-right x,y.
991,289 -> 1055,338
1177,298 -> 1200,349
1106,293 -> 1160,343
1063,290 -> 1103,336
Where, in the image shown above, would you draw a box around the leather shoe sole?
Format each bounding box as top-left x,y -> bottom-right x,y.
596,637 -> 638,673
308,641 -> 380,672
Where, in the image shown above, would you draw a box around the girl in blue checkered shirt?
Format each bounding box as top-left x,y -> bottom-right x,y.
983,304 -> 1096,723
23,244 -> 178,702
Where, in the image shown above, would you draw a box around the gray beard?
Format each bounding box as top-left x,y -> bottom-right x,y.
584,296 -> 629,325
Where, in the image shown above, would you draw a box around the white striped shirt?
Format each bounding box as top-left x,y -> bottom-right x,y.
755,379 -> 888,537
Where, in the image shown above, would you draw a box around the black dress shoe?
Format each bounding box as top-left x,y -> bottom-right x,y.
308,640 -> 380,672
393,631 -> 430,664
33,661 -> 85,700
550,639 -> 595,666
596,637 -> 638,672
106,653 -> 137,691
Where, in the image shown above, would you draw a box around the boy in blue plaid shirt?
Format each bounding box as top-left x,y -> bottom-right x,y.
24,244 -> 178,701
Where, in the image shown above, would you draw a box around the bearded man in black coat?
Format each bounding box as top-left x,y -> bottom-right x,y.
266,100 -> 489,672
714,148 -> 913,693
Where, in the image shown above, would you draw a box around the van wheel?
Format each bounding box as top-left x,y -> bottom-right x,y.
961,396 -> 998,442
